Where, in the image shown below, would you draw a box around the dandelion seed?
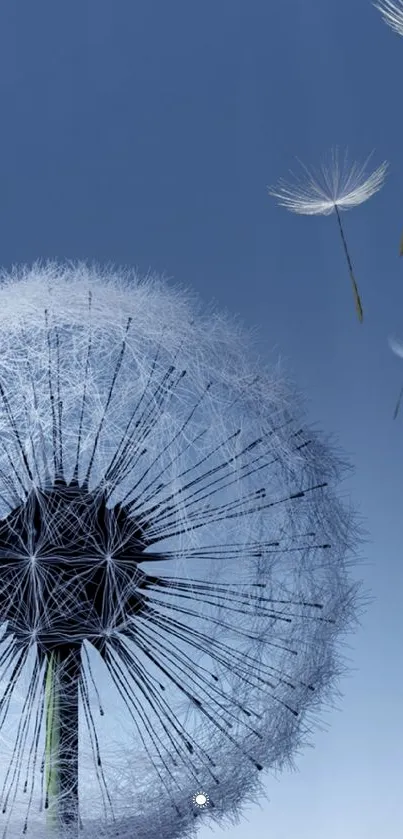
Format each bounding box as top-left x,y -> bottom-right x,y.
269,148 -> 388,322
377,12 -> 403,280
0,262 -> 361,839
375,0 -> 403,36
389,335 -> 403,418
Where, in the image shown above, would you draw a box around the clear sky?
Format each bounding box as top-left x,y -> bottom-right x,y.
0,1 -> 402,837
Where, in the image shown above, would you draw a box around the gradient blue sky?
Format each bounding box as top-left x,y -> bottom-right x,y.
1,1 -> 402,837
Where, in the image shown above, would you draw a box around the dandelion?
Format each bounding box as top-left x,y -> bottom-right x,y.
269,148 -> 388,322
375,0 -> 403,36
0,262 -> 361,839
388,335 -> 403,417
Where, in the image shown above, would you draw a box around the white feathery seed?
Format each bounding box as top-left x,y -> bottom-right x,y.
269,149 -> 388,322
375,0 -> 403,36
268,148 -> 388,217
389,335 -> 403,418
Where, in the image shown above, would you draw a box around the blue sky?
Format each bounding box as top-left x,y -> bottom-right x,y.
1,1 -> 402,837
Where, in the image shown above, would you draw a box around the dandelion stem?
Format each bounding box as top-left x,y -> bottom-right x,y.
45,652 -> 59,832
334,205 -> 363,323
45,647 -> 80,835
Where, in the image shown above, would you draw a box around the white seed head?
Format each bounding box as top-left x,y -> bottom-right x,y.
0,262 -> 360,839
375,0 -> 403,35
269,148 -> 388,216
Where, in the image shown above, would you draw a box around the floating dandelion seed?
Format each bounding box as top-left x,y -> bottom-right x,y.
375,0 -> 403,36
0,262 -> 361,839
389,335 -> 403,418
269,148 -> 388,322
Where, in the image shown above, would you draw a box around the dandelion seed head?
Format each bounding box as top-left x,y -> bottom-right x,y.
269,148 -> 388,215
0,261 -> 362,838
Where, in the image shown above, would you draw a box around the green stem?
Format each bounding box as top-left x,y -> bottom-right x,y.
45,652 -> 60,830
44,648 -> 80,835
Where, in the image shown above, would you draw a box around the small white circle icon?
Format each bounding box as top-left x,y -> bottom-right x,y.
193,791 -> 209,808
